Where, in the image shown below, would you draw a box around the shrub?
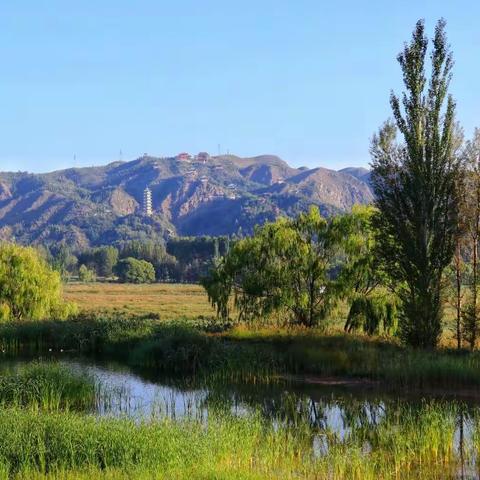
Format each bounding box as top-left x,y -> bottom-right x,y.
78,264 -> 96,282
114,257 -> 155,284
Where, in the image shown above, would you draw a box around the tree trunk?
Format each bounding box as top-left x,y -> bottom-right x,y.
455,240 -> 462,350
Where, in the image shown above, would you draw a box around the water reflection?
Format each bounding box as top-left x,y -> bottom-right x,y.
6,358 -> 480,478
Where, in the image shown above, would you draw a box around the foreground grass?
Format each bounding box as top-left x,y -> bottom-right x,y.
63,283 -> 215,320
0,401 -> 470,479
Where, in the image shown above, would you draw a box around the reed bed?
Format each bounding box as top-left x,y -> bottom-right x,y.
0,401 -> 472,479
0,362 -> 95,412
2,315 -> 480,391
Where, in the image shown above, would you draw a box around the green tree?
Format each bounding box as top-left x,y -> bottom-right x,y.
93,246 -> 118,278
78,264 -> 96,283
114,257 -> 155,284
0,243 -> 76,321
461,128 -> 480,349
50,244 -> 78,280
203,207 -> 341,327
119,240 -> 176,281
336,205 -> 398,336
371,19 -> 461,347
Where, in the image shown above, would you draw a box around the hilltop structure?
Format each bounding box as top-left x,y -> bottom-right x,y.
196,152 -> 210,163
143,186 -> 153,216
176,152 -> 191,161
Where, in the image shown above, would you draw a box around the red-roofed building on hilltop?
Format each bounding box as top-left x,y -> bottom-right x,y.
176,152 -> 191,161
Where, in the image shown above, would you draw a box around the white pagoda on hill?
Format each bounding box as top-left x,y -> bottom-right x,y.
143,186 -> 153,216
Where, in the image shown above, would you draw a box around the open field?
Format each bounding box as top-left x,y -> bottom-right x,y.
63,282 -> 463,348
63,283 -> 215,320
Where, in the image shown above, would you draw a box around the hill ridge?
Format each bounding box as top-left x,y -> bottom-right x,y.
0,155 -> 373,249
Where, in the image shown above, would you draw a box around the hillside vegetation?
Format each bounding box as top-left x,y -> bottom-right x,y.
0,155 -> 372,249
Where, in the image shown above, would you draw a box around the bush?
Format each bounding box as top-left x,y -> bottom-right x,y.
114,257 -> 155,284
78,264 -> 96,282
0,243 -> 76,321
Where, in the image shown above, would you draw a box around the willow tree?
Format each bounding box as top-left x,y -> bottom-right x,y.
337,205 -> 398,336
371,19 -> 461,348
202,207 -> 341,327
0,243 -> 76,321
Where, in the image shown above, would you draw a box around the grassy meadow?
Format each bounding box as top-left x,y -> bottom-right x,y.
63,283 -> 215,319
0,401 -> 471,480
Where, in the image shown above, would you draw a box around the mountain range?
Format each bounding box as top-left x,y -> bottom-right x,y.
0,154 -> 373,249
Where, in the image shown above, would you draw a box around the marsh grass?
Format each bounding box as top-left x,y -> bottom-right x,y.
0,402 -> 472,479
226,328 -> 480,389
0,313 -> 156,357
2,315 -> 480,391
0,362 -> 95,412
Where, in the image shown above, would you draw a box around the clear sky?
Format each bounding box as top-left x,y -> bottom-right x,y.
0,0 -> 478,173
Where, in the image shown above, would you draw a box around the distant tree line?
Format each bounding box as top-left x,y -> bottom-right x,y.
39,237 -> 231,285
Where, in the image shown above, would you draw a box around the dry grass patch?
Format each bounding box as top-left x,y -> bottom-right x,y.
63,283 -> 215,320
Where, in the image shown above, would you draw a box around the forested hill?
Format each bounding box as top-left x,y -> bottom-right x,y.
0,154 -> 373,249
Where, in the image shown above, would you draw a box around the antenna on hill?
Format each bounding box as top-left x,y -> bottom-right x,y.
217,144 -> 221,156
119,149 -> 123,161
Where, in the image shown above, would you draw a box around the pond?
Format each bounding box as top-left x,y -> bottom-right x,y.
3,357 -> 480,479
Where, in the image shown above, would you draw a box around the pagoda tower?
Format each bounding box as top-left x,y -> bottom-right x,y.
143,186 -> 153,216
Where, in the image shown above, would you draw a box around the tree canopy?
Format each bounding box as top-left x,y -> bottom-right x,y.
371,19 -> 460,347
202,206 -> 395,330
114,257 -> 156,284
0,243 -> 76,321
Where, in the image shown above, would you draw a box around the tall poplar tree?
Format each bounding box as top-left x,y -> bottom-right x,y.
371,19 -> 460,348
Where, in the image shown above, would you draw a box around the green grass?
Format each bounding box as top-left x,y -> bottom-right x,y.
0,401 -> 470,479
0,362 -> 95,412
225,328 -> 480,389
2,314 -> 480,391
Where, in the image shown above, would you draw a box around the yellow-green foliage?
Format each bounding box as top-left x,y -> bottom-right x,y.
0,243 -> 77,322
0,402 -> 467,479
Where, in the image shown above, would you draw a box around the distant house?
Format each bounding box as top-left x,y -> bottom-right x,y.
197,152 -> 210,163
176,152 -> 191,161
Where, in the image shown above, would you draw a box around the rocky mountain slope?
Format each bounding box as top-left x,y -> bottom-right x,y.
0,154 -> 373,249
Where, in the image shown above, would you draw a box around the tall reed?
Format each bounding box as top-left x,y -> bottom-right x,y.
0,402 -> 471,479
0,362 -> 95,412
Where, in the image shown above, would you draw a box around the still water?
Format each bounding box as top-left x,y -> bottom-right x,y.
6,357 -> 480,479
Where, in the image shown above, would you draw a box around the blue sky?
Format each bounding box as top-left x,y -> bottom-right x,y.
0,1 -> 478,173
